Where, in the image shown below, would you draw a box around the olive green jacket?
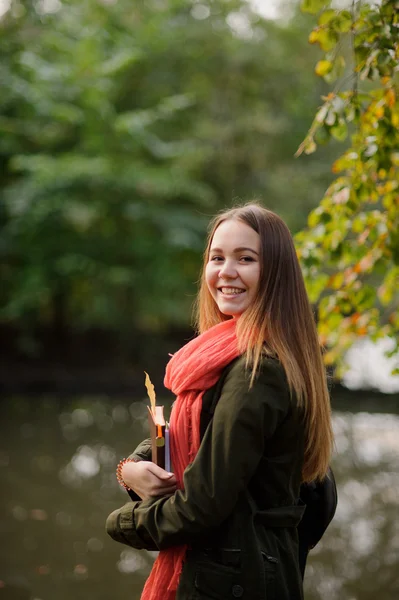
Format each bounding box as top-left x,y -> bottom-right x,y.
106,356 -> 305,600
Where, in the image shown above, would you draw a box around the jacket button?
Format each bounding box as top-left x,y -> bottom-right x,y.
232,584 -> 244,598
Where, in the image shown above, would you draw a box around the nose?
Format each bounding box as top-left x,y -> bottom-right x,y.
218,259 -> 237,280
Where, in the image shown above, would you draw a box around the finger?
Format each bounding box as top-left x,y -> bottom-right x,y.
148,463 -> 175,480
160,473 -> 177,485
157,480 -> 177,491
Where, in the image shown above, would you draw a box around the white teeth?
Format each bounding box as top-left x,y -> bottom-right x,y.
220,287 -> 245,295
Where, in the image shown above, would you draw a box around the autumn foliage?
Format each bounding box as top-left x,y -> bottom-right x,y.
296,0 -> 399,374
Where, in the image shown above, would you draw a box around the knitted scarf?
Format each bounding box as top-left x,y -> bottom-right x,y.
140,318 -> 240,600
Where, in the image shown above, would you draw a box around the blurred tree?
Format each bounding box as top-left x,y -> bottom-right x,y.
296,0 -> 399,374
0,0 -> 335,346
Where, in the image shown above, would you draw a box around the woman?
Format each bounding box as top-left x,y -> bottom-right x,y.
106,203 -> 334,600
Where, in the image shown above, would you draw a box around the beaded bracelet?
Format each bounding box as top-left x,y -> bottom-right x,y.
116,457 -> 139,490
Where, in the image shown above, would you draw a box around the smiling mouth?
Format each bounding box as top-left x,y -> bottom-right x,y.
218,287 -> 246,295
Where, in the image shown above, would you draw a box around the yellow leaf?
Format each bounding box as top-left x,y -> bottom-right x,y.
315,60 -> 333,76
324,350 -> 337,366
329,272 -> 344,290
144,371 -> 156,414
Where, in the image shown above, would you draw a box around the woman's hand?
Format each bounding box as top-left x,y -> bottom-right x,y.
121,461 -> 177,501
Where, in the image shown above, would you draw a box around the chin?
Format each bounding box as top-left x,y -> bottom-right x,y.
217,305 -> 245,318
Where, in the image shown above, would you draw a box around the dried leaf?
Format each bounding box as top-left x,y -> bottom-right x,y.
144,372 -> 156,414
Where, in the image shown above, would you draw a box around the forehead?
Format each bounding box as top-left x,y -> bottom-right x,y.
210,219 -> 260,250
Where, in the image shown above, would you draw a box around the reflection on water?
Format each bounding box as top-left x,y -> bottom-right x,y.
0,397 -> 398,600
305,412 -> 399,600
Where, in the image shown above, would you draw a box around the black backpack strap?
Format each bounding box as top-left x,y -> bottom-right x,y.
297,467 -> 338,578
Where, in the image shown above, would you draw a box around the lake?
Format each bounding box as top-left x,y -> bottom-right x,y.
1,392 -> 398,600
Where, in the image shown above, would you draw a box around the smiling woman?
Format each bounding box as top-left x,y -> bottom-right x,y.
106,202 -> 334,600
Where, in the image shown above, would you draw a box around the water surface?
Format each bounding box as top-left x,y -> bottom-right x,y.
1,395 -> 398,600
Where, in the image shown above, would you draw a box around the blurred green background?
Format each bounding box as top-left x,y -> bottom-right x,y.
1,0 -> 337,345
0,1 -> 398,599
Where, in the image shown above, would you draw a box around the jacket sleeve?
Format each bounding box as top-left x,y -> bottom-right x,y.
107,438 -> 156,544
106,358 -> 291,550
129,438 -> 152,462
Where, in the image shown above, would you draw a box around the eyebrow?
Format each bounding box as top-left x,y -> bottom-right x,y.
210,246 -> 259,255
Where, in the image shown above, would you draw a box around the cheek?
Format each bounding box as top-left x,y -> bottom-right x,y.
205,264 -> 216,293
248,268 -> 261,293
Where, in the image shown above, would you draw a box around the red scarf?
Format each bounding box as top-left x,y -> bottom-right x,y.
140,318 -> 240,600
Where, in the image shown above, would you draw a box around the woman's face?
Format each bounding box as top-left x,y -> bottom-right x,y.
205,219 -> 261,317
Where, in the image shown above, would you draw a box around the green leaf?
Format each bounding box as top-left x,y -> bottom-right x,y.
100,49 -> 142,76
301,0 -> 330,15
325,311 -> 343,330
353,286 -> 377,311
318,9 -> 337,25
335,11 -> 352,33
307,273 -> 329,303
352,214 -> 366,233
314,125 -> 331,144
309,28 -> 339,51
330,120 -> 348,141
324,55 -> 346,83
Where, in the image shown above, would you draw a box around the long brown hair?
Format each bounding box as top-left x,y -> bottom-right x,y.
194,202 -> 333,482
